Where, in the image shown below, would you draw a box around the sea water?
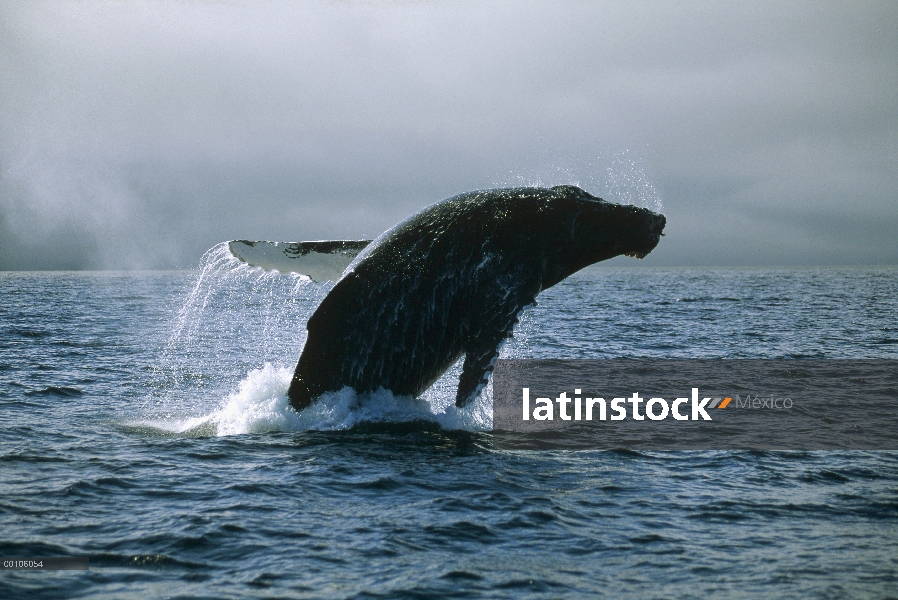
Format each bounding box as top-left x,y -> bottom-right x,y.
1,258 -> 896,598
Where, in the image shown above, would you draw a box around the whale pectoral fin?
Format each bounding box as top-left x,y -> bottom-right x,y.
455,278 -> 539,408
456,343 -> 502,408
228,240 -> 371,281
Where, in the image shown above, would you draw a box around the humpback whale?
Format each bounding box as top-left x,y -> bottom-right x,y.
278,185 -> 666,412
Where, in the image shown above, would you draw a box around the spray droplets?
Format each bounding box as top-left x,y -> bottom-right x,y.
147,242 -> 326,413
495,149 -> 664,213
141,242 -> 492,434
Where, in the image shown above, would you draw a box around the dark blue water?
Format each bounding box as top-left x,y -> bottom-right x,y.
2,261 -> 897,598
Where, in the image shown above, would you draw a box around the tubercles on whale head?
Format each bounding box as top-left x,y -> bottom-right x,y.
537,186 -> 666,288
572,199 -> 665,260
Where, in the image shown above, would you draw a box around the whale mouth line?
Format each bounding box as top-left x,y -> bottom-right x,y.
623,230 -> 663,259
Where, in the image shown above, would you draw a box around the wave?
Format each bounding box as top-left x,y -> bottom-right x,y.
27,385 -> 84,397
133,364 -> 492,437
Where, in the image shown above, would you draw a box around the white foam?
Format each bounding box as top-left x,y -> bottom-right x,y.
138,363 -> 492,437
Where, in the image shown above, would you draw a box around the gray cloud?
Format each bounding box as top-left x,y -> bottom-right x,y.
1,0 -> 896,269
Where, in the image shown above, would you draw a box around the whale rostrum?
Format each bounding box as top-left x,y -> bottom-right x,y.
229,186 -> 666,411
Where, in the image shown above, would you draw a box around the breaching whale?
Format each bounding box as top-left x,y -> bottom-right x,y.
277,185 -> 666,412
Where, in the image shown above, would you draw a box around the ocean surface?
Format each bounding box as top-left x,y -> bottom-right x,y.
2,254 -> 897,598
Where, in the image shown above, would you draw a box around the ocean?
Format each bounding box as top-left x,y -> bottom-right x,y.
2,254 -> 897,598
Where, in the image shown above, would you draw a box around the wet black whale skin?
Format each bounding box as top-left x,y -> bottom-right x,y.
288,185 -> 666,411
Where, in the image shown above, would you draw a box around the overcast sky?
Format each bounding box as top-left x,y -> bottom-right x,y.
1,1 -> 896,269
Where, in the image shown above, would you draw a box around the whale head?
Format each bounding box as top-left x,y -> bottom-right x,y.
539,186 -> 666,287
572,196 -> 665,260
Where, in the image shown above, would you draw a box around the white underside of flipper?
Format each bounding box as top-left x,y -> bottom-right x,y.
228,240 -> 371,282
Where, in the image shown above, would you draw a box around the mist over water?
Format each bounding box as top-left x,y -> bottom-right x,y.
3,1 -> 896,270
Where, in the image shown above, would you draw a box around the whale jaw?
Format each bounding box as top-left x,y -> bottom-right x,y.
624,214 -> 666,259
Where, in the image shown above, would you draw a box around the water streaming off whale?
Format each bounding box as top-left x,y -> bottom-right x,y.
144,242 -> 493,435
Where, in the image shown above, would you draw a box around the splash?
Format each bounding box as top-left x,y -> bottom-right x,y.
145,242 -> 329,414
137,363 -> 492,436
162,242 -> 324,357
142,243 -> 498,435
